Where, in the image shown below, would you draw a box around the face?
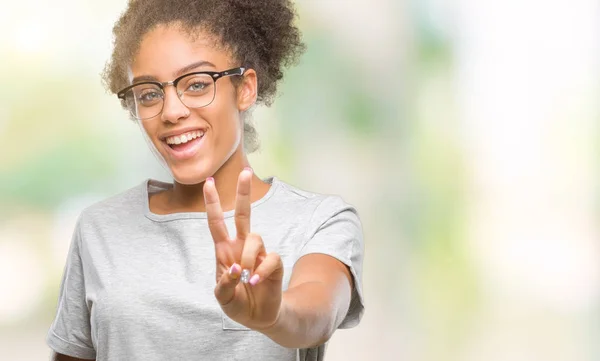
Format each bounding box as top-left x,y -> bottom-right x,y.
128,24 -> 257,185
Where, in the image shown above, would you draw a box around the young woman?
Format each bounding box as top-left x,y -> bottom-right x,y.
46,1 -> 364,360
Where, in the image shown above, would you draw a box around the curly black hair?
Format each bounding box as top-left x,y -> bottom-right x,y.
102,0 -> 305,152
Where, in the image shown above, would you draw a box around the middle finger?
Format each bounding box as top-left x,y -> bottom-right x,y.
234,168 -> 253,241
240,233 -> 266,278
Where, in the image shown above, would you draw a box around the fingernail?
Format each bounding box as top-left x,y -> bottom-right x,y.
244,167 -> 253,174
240,269 -> 251,283
229,263 -> 240,277
249,274 -> 260,286
206,177 -> 214,183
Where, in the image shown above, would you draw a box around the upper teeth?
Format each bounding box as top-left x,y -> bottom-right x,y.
166,130 -> 204,145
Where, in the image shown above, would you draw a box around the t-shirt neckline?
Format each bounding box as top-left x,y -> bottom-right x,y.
143,176 -> 280,222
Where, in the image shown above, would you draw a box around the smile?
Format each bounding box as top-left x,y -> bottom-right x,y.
162,130 -> 206,161
165,130 -> 205,145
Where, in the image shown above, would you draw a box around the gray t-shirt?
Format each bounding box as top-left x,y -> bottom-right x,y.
46,176 -> 365,361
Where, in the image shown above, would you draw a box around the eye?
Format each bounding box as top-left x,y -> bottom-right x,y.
179,74 -> 213,95
187,81 -> 210,92
137,89 -> 162,105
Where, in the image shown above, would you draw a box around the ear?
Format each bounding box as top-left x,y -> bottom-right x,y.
236,69 -> 258,111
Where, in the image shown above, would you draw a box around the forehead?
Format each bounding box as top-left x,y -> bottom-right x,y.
129,23 -> 234,81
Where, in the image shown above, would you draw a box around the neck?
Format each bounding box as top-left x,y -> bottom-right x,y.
167,146 -> 265,213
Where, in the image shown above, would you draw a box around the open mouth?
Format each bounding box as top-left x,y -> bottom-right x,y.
165,130 -> 204,150
162,130 -> 206,160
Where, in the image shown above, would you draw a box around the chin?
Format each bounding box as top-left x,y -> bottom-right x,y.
169,165 -> 210,185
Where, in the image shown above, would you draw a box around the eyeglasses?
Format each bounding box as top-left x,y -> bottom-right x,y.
117,67 -> 246,120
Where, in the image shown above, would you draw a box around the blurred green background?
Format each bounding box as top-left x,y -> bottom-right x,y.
1,1 -> 599,360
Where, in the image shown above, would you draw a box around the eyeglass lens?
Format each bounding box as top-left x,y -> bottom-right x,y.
124,73 -> 216,119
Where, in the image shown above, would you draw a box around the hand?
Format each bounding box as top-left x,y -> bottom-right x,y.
203,168 -> 284,330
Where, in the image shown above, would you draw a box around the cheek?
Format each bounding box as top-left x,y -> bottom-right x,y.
139,120 -> 151,135
213,115 -> 242,152
204,102 -> 243,146
139,120 -> 160,144
136,120 -> 167,158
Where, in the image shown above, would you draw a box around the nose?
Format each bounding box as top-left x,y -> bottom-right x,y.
160,85 -> 189,123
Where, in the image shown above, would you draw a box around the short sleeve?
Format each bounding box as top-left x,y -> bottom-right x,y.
46,216 -> 97,359
297,196 -> 365,329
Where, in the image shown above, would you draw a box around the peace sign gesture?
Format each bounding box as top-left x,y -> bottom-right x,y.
203,168 -> 284,330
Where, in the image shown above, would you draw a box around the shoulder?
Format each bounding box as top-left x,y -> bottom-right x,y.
272,177 -> 360,229
77,179 -> 149,226
273,177 -> 345,206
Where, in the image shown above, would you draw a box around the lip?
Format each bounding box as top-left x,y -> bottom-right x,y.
159,126 -> 207,141
161,131 -> 206,161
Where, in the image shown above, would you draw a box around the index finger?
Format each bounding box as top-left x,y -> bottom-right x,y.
203,177 -> 230,243
234,168 -> 253,241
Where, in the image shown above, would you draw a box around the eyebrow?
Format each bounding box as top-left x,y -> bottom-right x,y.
131,60 -> 217,84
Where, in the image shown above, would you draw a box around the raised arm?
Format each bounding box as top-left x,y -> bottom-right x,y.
205,171 -> 364,348
259,253 -> 354,348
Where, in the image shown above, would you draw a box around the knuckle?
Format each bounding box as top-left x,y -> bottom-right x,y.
214,291 -> 229,306
214,278 -> 235,305
247,233 -> 263,244
214,284 -> 223,300
207,218 -> 222,227
236,207 -> 250,215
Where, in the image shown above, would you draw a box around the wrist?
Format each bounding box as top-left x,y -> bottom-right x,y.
255,294 -> 288,337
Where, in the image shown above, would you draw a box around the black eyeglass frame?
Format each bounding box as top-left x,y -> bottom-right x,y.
116,66 -> 246,119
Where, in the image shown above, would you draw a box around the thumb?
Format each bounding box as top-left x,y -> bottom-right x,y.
214,263 -> 242,307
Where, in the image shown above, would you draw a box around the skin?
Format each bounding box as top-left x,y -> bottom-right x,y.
53,23 -> 353,360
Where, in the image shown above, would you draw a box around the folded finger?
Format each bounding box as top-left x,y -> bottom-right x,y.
214,263 -> 242,307
240,233 -> 266,278
250,252 -> 284,286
